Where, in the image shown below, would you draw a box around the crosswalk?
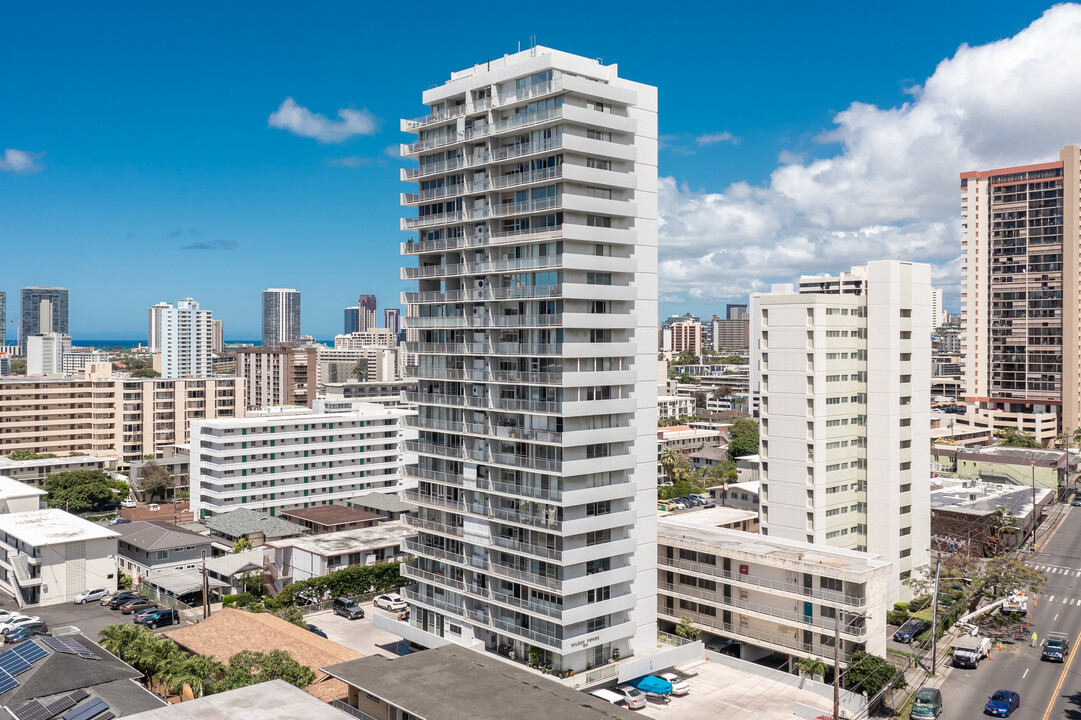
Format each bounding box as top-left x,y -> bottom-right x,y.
1026,563 -> 1081,604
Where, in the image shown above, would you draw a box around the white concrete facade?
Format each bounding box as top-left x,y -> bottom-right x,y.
189,406 -> 405,519
27,332 -> 70,376
399,46 -> 658,672
657,518 -> 890,665
264,524 -> 415,591
658,394 -> 695,419
0,509 -> 119,607
161,298 -> 213,379
751,261 -> 931,602
148,302 -> 172,354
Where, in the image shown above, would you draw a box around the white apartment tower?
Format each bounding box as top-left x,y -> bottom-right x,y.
148,302 -> 172,354
161,298 -> 213,379
399,47 -> 658,672
750,261 -> 931,602
27,332 -> 71,376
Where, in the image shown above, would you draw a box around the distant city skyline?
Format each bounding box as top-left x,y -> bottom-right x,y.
3,4 -> 1076,336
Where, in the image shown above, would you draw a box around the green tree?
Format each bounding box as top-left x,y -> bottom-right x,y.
351,363 -> 366,380
8,450 -> 57,461
995,426 -> 1041,448
213,650 -> 316,693
797,656 -> 829,678
275,561 -> 403,606
674,616 -> 701,639
43,470 -> 116,511
138,460 -> 174,501
161,654 -> 224,698
671,350 -> 698,366
98,624 -> 145,661
132,368 -> 160,378
273,605 -> 307,628
844,651 -> 905,697
726,418 -> 760,459
232,537 -> 254,553
660,448 -> 692,483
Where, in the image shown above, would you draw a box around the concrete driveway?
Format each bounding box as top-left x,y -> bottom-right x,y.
304,599 -> 408,657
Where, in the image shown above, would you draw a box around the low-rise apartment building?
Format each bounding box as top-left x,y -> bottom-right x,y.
189,405 -> 405,519
279,505 -> 385,534
657,517 -> 890,664
203,507 -> 306,551
320,380 -> 414,409
264,523 -> 415,592
0,454 -> 119,487
0,476 -> 47,514
658,394 -> 695,420
318,347 -> 397,385
0,369 -> 241,466
0,508 -> 119,606
115,521 -> 215,578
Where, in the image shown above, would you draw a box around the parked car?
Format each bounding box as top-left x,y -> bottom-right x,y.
73,588 -> 109,604
658,672 -> 690,695
3,624 -> 48,645
138,609 -> 179,629
103,590 -> 140,607
0,610 -> 19,624
1072,496 -> 1081,507
121,499 -> 137,508
667,499 -> 687,510
332,597 -> 365,620
705,636 -> 741,657
121,598 -> 158,615
108,517 -> 131,527
374,593 -> 408,612
131,608 -> 160,623
910,687 -> 943,719
306,624 -> 328,638
611,685 -> 648,710
1,617 -> 42,635
893,618 -> 927,644
589,688 -> 629,708
109,592 -> 143,610
984,690 -> 1020,717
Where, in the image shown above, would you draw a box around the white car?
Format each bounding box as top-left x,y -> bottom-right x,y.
121,499 -> 137,508
612,686 -> 647,710
1,616 -> 41,635
74,588 -> 109,604
659,672 -> 690,695
0,610 -> 18,624
374,593 -> 408,612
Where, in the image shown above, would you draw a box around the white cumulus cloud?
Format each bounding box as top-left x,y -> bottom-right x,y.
0,149 -> 44,174
695,131 -> 738,146
660,4 -> 1081,311
268,97 -> 377,143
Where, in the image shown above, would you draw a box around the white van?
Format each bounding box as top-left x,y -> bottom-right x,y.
590,688 -> 628,708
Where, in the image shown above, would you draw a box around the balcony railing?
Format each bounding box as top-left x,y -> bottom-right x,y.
402,285 -> 562,304
656,555 -> 868,608
402,103 -> 468,131
495,78 -> 562,106
332,700 -> 380,720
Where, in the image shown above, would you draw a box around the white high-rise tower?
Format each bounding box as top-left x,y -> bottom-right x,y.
398,47 -> 658,672
161,298 -> 213,379
148,301 -> 173,354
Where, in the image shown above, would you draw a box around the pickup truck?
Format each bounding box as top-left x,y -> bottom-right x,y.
952,636 -> 992,668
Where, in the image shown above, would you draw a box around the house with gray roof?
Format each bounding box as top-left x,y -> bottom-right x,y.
347,492 -> 416,522
115,521 -> 214,579
203,507 -> 305,552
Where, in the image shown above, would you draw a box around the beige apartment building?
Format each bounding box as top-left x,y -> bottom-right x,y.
960,146 -> 1081,444
236,344 -> 318,411
0,364 -> 241,465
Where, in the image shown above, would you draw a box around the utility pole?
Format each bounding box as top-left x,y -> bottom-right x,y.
930,555 -> 942,675
201,550 -> 209,619
1031,460 -> 1037,551
833,612 -> 840,720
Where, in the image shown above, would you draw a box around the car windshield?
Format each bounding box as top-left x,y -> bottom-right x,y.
913,699 -> 935,710
1047,640 -> 1064,648
991,692 -> 1012,702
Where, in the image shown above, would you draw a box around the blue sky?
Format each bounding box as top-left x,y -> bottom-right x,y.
0,1 -> 1066,340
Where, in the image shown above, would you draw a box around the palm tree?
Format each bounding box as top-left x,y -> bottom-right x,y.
660,448 -> 679,482
161,654 -> 224,698
797,656 -> 829,679
98,624 -> 142,661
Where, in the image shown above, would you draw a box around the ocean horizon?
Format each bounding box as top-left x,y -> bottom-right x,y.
71,339 -> 335,349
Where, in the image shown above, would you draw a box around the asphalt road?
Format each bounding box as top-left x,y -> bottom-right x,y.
940,504 -> 1081,720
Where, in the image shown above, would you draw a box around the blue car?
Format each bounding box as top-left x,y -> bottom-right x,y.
984,690 -> 1019,717
892,619 -> 927,644
306,624 -> 328,638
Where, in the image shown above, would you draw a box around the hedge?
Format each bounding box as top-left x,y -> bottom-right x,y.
275,561 -> 403,606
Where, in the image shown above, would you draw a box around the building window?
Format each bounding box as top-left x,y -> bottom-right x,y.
586,214 -> 612,228
586,157 -> 611,170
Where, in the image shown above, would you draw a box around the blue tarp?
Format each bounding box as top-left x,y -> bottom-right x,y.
628,675 -> 674,696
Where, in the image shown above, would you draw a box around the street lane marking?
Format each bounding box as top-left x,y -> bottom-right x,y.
1023,668 -> 1029,679
1050,595 -> 1056,602
1055,614 -> 1059,621
1040,630 -> 1081,720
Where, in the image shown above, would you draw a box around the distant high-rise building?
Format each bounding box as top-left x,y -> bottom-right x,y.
161,298 -> 213,379
0,290 -> 6,346
751,260 -> 932,601
212,319 -> 224,354
27,332 -> 71,376
147,301 -> 172,354
726,303 -> 748,321
383,308 -> 401,336
400,47 -> 658,672
262,288 -> 301,348
357,294 -> 377,332
931,289 -> 943,329
236,344 -> 317,410
344,306 -> 361,334
20,287 -> 69,351
960,147 -> 1080,444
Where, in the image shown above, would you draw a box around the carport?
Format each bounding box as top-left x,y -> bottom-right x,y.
142,569 -> 228,608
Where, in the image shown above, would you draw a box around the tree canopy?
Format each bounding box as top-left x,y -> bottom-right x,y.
726,418 -> 759,459
844,651 -> 905,697
132,368 -> 160,378
275,561 -> 403,606
995,426 -> 1041,448
139,460 -> 174,500
214,650 -> 315,692
44,470 -> 122,511
8,451 -> 57,461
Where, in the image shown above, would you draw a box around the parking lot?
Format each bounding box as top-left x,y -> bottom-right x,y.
303,599 -> 408,657
630,659 -> 832,720
0,593 -> 195,643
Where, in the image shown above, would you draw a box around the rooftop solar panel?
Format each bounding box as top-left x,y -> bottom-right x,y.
11,642 -> 47,663
62,698 -> 108,720
40,638 -> 99,661
0,669 -> 20,695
